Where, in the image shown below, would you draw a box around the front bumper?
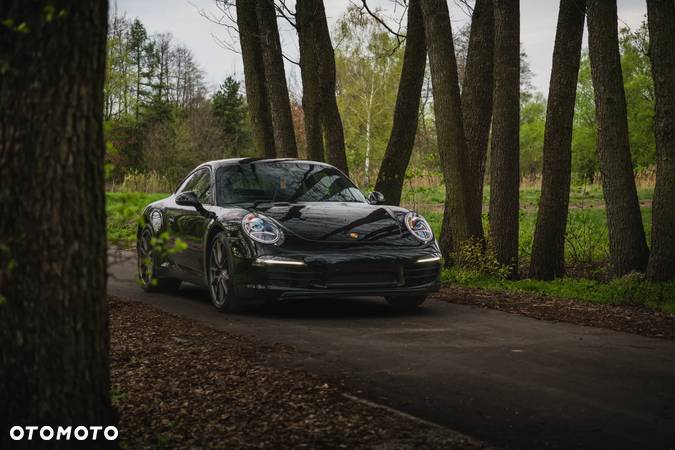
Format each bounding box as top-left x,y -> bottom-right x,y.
231,247 -> 441,300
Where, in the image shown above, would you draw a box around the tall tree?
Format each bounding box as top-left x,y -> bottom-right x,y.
212,76 -> 249,152
587,0 -> 649,275
297,0 -> 348,172
256,0 -> 298,158
489,0 -> 521,274
529,0 -> 586,280
645,0 -> 675,281
297,0 -> 325,162
460,0 -> 494,243
236,0 -> 276,158
0,1 -> 115,447
129,18 -> 147,119
374,0 -> 426,205
314,3 -> 348,174
420,0 -> 476,256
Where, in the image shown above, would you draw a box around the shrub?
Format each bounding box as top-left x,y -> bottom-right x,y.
447,238 -> 511,283
565,187 -> 609,267
109,170 -> 173,194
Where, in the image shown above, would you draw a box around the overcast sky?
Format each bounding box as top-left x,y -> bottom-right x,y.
113,0 -> 648,95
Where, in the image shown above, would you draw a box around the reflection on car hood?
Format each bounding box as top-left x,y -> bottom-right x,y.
254,202 -> 405,243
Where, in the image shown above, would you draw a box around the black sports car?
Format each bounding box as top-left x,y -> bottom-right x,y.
137,158 -> 441,312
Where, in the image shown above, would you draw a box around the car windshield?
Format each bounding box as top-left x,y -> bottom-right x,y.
216,162 -> 367,205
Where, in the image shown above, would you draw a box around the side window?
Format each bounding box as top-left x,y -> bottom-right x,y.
177,169 -> 212,205
193,171 -> 212,205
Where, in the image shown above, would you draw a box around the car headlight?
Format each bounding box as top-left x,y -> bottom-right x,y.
404,212 -> 433,243
242,213 -> 283,244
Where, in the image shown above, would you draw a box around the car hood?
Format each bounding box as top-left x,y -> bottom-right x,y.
254,202 -> 407,243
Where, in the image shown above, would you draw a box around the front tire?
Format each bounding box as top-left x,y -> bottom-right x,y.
207,232 -> 242,313
385,295 -> 427,311
137,225 -> 182,292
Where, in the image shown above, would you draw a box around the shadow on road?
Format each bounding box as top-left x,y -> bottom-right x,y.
169,283 -> 434,321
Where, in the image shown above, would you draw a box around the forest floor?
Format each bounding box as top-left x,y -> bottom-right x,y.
434,286 -> 675,339
109,296 -> 489,450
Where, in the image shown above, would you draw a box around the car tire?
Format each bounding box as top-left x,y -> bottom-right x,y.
385,294 -> 427,311
137,225 -> 182,292
207,232 -> 243,313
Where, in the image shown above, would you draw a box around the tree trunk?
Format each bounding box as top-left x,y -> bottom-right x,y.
461,0 -> 494,242
256,0 -> 298,158
297,0 -> 325,162
489,0 -> 520,275
322,91 -> 349,175
529,0 -> 586,280
646,0 -> 675,281
374,0 -> 426,205
365,70 -> 375,186
314,1 -> 348,175
587,0 -> 649,275
236,0 -> 276,158
296,0 -> 348,173
420,0 -> 475,256
0,1 -> 116,448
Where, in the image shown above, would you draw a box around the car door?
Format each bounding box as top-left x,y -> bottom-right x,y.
167,167 -> 213,274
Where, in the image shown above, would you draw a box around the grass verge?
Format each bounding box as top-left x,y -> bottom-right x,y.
442,269 -> 675,315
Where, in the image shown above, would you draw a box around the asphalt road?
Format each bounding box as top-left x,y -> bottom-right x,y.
109,251 -> 675,450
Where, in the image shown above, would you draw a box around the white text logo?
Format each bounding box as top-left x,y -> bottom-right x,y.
9,426 -> 118,441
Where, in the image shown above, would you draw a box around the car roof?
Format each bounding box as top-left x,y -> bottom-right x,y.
196,158 -> 336,171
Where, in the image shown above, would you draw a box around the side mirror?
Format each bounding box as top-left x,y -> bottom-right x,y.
175,191 -> 215,219
368,191 -> 386,205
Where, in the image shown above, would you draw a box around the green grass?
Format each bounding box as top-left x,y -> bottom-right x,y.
402,183 -> 670,314
401,184 -> 653,209
107,192 -> 167,247
413,186 -> 653,270
442,268 -> 675,314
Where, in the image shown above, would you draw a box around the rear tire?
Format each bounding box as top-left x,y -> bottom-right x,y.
385,295 -> 427,311
207,232 -> 243,313
137,225 -> 182,293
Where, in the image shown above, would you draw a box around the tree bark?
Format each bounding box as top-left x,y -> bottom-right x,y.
0,1 -> 116,448
313,2 -> 348,175
297,0 -> 325,162
256,0 -> 298,158
587,0 -> 649,275
646,0 -> 675,281
461,0 -> 494,243
529,0 -> 586,280
236,0 -> 276,158
296,0 -> 348,173
420,0 -> 475,256
322,81 -> 349,175
374,0 -> 426,205
489,0 -> 521,275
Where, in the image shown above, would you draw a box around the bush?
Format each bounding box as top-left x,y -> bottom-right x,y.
565,188 -> 609,267
109,170 -> 173,194
447,238 -> 511,283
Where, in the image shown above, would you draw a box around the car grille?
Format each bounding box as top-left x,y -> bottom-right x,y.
325,271 -> 398,288
264,267 -> 321,289
404,264 -> 440,286
260,264 -> 438,289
